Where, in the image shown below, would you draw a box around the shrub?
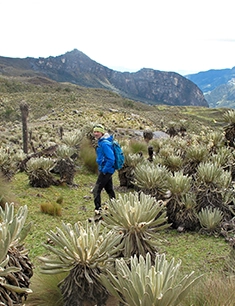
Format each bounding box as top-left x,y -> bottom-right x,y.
181,272 -> 235,306
40,202 -> 62,216
128,139 -> 148,154
79,138 -> 97,173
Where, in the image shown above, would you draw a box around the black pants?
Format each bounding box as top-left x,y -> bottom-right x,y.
93,172 -> 116,210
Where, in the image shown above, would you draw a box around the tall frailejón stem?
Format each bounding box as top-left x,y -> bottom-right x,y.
20,101 -> 29,154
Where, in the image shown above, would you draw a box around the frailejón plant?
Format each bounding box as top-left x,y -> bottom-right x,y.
132,162 -> 170,199
39,220 -> 123,306
0,203 -> 33,305
198,207 -> 223,233
100,252 -> 203,306
102,191 -> 170,258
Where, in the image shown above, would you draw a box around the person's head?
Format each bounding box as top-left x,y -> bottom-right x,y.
93,124 -> 105,139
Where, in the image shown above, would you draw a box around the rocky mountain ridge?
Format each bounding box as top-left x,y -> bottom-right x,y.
186,67 -> 235,108
0,49 -> 208,107
186,67 -> 235,93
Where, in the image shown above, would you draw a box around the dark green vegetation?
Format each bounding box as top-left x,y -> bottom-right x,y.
1,76 -> 235,305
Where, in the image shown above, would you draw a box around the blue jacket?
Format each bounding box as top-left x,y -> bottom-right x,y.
96,133 -> 115,174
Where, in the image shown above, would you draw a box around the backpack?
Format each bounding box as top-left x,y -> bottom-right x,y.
112,139 -> 125,170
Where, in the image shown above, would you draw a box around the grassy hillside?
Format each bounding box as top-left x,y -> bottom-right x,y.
0,75 -> 228,139
1,76 -> 235,305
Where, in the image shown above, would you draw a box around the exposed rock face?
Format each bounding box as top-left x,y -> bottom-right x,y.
0,49 -> 208,107
205,81 -> 235,108
109,68 -> 207,106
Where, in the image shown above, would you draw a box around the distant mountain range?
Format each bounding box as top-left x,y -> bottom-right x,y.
0,49 -> 208,108
1,49 -> 235,108
186,67 -> 235,108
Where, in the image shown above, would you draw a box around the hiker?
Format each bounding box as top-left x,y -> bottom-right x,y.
92,124 -> 116,216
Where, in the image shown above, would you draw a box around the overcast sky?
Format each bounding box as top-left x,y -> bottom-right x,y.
1,0 -> 234,75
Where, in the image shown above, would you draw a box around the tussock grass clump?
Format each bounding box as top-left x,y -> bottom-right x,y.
56,196 -> 63,204
128,139 -> 148,155
40,202 -> 62,216
79,138 -> 97,173
181,272 -> 235,306
25,272 -> 65,306
0,172 -> 17,208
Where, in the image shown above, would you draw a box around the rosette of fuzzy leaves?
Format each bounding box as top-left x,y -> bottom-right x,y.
166,171 -> 199,231
183,144 -> 209,176
39,220 -> 124,306
195,161 -> 234,222
118,153 -> 144,188
101,191 -> 170,259
100,252 -> 203,306
26,157 -> 58,187
197,206 -> 223,235
132,162 -> 170,199
223,109 -> 235,147
0,203 -> 33,305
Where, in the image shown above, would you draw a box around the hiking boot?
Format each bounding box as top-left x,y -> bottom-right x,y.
94,209 -> 103,222
88,209 -> 103,223
95,209 -> 101,215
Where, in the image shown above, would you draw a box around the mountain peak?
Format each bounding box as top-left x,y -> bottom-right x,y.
0,50 -> 208,107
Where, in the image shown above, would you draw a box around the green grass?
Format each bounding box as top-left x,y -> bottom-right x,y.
160,230 -> 229,275
1,76 -> 235,305
10,171 -> 98,261
8,168 -> 234,306
9,170 -> 231,276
